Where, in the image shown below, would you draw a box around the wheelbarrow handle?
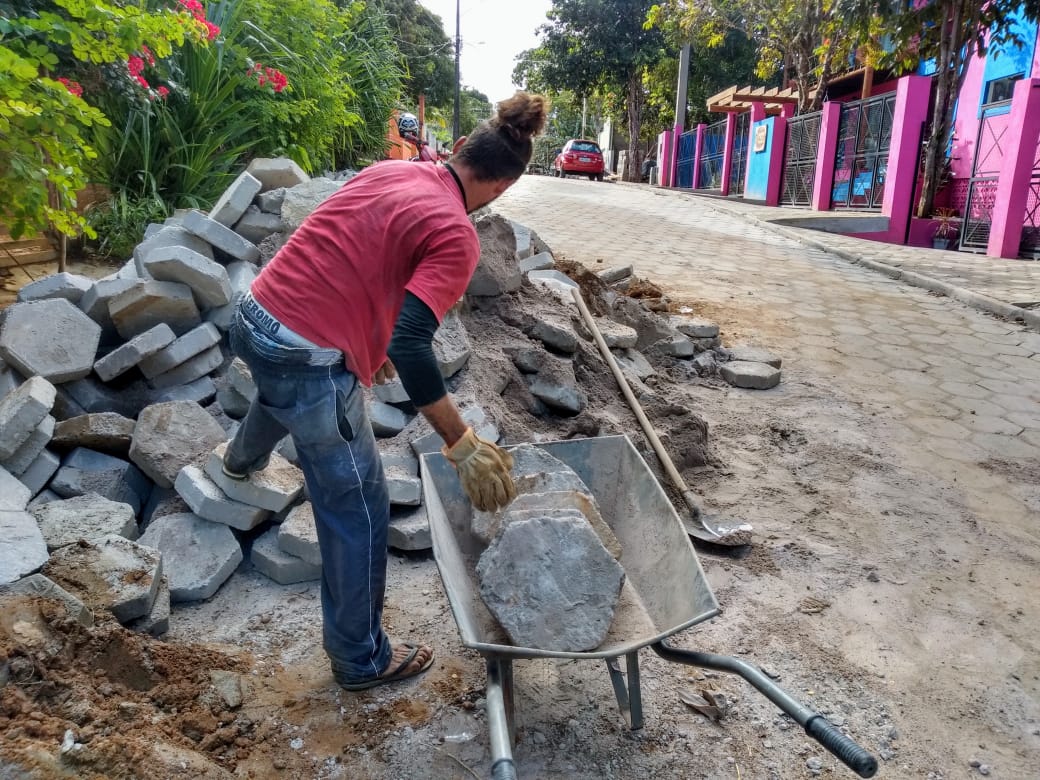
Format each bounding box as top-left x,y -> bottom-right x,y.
805,715 -> 878,778
652,641 -> 878,778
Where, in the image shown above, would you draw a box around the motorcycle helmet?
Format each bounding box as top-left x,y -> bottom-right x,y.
397,112 -> 420,139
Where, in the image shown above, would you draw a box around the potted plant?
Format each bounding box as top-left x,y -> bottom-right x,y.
932,207 -> 960,250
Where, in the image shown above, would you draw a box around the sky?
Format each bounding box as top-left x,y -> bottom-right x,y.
418,0 -> 553,104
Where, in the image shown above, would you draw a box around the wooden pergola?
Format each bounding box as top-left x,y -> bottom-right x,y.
706,85 -> 805,115
706,67 -> 878,115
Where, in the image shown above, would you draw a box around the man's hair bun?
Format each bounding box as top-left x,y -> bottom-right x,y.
491,92 -> 549,144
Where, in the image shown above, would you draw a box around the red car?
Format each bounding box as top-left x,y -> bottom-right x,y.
553,139 -> 605,181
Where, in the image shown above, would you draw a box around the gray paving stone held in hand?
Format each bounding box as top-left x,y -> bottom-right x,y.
31,492 -> 137,551
434,312 -> 473,378
17,272 -> 93,304
409,404 -> 500,456
174,464 -> 270,531
0,574 -> 93,627
43,534 -> 162,622
519,251 -> 555,275
210,171 -> 263,227
246,157 -> 310,192
52,412 -> 135,456
206,261 -> 259,331
108,280 -> 202,339
93,324 -> 177,382
1,415 -> 54,476
0,512 -> 50,586
370,401 -> 410,438
138,323 -> 221,380
388,505 -> 431,551
129,401 -> 226,489
138,512 -> 241,602
147,346 -> 223,391
0,299 -> 101,384
182,209 -> 261,263
251,526 -> 320,585
51,447 -> 151,516
468,214 -> 522,296
477,513 -> 625,652
228,358 -> 257,401
204,442 -> 304,512
142,245 -> 233,309
233,205 -> 284,244
720,360 -> 782,390
18,450 -> 59,498
278,502 -> 321,566
0,376 -> 56,459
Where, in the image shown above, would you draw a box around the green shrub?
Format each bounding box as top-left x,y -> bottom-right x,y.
84,191 -> 169,260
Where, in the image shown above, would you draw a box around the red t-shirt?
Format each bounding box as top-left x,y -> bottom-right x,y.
251,160 -> 479,385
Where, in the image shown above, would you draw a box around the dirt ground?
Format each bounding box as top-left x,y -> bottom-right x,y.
2,221 -> 1038,779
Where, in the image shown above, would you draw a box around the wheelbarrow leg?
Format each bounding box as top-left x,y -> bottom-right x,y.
486,658 -> 518,780
604,651 -> 644,730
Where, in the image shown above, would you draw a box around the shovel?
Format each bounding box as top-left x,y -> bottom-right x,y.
571,287 -> 752,547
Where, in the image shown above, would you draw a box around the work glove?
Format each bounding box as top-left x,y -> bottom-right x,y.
442,427 -> 516,512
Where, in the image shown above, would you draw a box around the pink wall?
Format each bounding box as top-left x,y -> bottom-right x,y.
951,50 -> 990,181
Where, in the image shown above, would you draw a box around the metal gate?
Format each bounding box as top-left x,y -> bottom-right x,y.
960,104 -> 1011,251
697,118 -> 727,190
780,110 -> 822,206
831,93 -> 897,210
676,129 -> 697,188
1020,146 -> 1040,257
727,112 -> 751,195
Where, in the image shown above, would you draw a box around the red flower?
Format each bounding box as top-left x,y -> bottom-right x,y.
178,0 -> 205,15
135,75 -> 150,90
127,55 -> 145,77
57,77 -> 83,98
203,20 -> 220,40
157,86 -> 170,99
141,45 -> 155,66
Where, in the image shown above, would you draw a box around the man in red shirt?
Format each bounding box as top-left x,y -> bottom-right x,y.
223,93 -> 547,691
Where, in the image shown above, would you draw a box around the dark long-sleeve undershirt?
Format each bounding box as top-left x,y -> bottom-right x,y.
387,292 -> 446,407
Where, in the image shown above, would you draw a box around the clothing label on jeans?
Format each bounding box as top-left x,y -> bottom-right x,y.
243,295 -> 281,336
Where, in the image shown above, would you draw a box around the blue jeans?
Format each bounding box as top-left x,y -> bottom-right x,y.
227,305 -> 392,683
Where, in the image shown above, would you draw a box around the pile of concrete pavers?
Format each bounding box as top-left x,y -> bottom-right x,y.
0,156 -> 782,640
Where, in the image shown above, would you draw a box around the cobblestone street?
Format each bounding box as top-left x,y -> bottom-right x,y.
494,175 -> 1040,777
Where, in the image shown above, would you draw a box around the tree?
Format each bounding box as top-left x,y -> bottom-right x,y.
648,0 -> 855,113
373,0 -> 455,105
514,0 -> 666,181
841,0 -> 1040,218
0,0 -> 206,240
458,86 -> 492,136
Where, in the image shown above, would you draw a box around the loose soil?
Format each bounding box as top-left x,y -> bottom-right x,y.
3,235 -> 1038,779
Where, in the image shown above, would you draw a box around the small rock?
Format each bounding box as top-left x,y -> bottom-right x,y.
806,757 -> 823,771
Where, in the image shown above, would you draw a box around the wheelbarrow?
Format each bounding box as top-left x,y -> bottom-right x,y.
420,435 -> 878,780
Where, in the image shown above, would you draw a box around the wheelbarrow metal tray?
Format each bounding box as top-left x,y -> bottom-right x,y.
421,435 -> 720,660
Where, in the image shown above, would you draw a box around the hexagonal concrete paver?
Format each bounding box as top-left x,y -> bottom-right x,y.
0,299 -> 101,383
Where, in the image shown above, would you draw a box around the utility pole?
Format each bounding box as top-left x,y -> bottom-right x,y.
452,0 -> 461,141
581,95 -> 587,138
674,43 -> 691,132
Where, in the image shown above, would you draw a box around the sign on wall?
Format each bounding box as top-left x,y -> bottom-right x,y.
753,124 -> 769,153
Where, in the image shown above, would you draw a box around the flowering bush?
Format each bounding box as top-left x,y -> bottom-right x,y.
0,0 -> 207,238
247,62 -> 289,93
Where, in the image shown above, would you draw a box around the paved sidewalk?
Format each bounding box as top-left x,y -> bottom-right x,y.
663,187 -> 1040,330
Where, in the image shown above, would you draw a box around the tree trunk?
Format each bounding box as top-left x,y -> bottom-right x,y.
625,70 -> 645,182
917,0 -> 959,218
